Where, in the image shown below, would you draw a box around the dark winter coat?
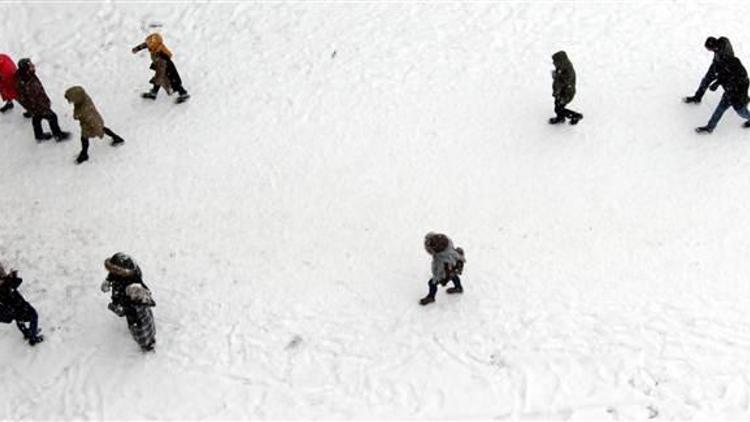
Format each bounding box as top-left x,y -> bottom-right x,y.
0,54 -> 18,101
0,274 -> 35,323
552,51 -> 576,105
15,61 -> 51,116
107,271 -> 149,308
64,86 -> 105,139
133,34 -> 183,94
715,56 -> 750,108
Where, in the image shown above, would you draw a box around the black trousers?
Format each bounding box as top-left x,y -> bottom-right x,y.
150,83 -> 187,96
426,275 -> 462,299
15,306 -> 38,339
32,111 -> 63,138
554,100 -> 582,120
80,127 -> 123,153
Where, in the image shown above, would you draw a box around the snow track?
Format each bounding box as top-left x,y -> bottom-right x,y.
1,1 -> 750,419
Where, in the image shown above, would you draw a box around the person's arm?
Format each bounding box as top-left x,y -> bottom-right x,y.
132,42 -> 148,54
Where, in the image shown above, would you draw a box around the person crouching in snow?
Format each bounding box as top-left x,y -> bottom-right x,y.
64,86 -> 125,164
132,33 -> 190,103
0,54 -> 20,114
549,50 -> 583,125
0,262 -> 43,346
419,232 -> 466,306
15,58 -> 70,141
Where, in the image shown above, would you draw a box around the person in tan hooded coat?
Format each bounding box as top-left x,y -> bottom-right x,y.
132,33 -> 190,103
64,86 -> 125,164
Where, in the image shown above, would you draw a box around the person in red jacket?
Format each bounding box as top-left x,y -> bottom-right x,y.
0,54 -> 18,113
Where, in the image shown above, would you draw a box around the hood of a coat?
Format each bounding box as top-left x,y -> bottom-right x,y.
552,50 -> 569,68
64,85 -> 90,106
146,33 -> 173,58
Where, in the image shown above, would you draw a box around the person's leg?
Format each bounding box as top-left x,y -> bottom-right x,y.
103,127 -> 124,145
702,94 -> 732,132
420,279 -> 438,305
549,102 -> 566,124
32,115 -> 51,140
45,112 -> 69,140
77,137 -> 90,163
446,275 -> 463,294
15,320 -> 31,338
142,84 -> 159,99
0,100 -> 13,113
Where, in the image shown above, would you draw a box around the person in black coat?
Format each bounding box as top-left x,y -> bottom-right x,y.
0,263 -> 43,345
685,36 -> 735,104
549,51 -> 583,125
696,56 -> 750,133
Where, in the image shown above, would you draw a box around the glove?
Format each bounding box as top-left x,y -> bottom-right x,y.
100,279 -> 111,293
709,83 -> 719,92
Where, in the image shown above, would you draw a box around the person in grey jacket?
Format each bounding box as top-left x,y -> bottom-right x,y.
419,232 -> 466,306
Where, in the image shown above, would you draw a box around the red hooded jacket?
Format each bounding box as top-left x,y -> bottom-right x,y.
0,54 -> 18,101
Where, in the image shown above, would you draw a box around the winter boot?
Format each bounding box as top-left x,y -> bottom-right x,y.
446,286 -> 463,294
22,111 -> 32,118
743,121 -> 750,128
419,295 -> 436,306
36,133 -> 53,142
695,126 -> 713,134
0,101 -> 13,113
569,113 -> 583,125
548,116 -> 565,125
28,334 -> 44,346
75,151 -> 89,164
54,131 -> 71,142
684,96 -> 701,104
176,93 -> 190,104
141,91 -> 158,100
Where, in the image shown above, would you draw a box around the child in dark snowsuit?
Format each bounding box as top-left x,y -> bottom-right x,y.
132,33 -> 190,103
0,263 -> 43,345
64,86 -> 125,164
695,56 -> 750,133
685,36 -> 734,104
549,51 -> 583,125
101,253 -> 156,351
419,232 -> 466,306
15,58 -> 70,141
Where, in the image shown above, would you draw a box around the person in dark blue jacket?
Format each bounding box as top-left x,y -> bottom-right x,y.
0,263 -> 43,345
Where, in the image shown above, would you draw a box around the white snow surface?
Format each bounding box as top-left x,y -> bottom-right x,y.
2,1 -> 750,420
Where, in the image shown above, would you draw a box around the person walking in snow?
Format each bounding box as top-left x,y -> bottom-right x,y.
419,232 -> 466,306
0,54 -> 20,114
684,36 -> 734,104
15,58 -> 70,141
0,263 -> 43,346
695,55 -> 750,133
64,86 -> 125,164
132,33 -> 190,103
549,50 -> 583,125
102,253 -> 156,351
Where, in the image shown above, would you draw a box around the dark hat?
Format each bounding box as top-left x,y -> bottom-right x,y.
705,36 -> 718,50
104,252 -> 138,277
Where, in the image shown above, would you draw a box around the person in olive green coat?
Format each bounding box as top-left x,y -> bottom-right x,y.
550,51 -> 583,125
64,86 -> 124,164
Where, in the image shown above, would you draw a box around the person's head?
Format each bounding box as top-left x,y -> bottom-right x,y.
705,36 -> 719,52
424,232 -> 450,255
552,50 -> 568,68
64,86 -> 88,105
17,58 -> 35,75
104,252 -> 139,278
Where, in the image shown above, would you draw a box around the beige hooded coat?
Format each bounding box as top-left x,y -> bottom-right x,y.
64,86 -> 105,139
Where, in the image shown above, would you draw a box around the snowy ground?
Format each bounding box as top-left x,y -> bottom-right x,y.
1,1 -> 750,419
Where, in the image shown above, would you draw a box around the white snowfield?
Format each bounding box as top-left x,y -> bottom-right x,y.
1,1 -> 750,420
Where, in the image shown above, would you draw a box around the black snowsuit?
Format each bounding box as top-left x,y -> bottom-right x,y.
693,37 -> 735,101
0,273 -> 40,341
551,51 -> 582,122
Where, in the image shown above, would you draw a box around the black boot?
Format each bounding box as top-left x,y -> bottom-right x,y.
0,101 -> 13,113
142,85 -> 159,100
104,127 -> 125,146
76,137 -> 90,164
419,295 -> 435,306
548,116 -> 565,124
684,96 -> 701,104
743,121 -> 750,128
175,87 -> 190,104
696,126 -> 713,134
569,113 -> 583,125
